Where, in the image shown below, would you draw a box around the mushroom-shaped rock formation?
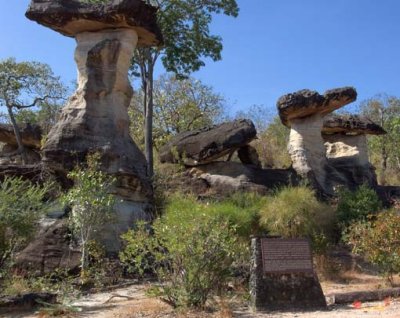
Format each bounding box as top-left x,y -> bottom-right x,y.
25,0 -> 162,46
322,114 -> 386,188
159,119 -> 257,166
0,124 -> 42,164
25,0 -> 162,252
277,87 -> 357,194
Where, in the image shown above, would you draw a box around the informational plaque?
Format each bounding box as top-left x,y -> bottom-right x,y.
260,238 -> 313,274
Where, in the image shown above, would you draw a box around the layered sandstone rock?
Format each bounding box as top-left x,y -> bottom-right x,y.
322,114 -> 386,188
25,0 -> 162,251
277,87 -> 357,194
159,119 -> 257,166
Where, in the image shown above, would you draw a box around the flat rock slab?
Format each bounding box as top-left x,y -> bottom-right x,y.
159,119 -> 257,165
322,114 -> 386,135
26,0 -> 162,46
0,123 -> 42,149
278,87 -> 357,126
0,292 -> 56,310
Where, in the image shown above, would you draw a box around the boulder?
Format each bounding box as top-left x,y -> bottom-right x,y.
25,0 -> 162,251
159,119 -> 257,166
15,219 -> 81,275
0,123 -> 42,149
190,161 -> 298,195
25,0 -> 163,46
277,87 -> 357,195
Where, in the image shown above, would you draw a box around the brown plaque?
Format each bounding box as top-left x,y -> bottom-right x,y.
260,238 -> 313,274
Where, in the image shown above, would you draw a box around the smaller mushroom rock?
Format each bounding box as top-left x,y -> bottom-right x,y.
25,0 -> 163,46
159,119 -> 257,166
322,114 -> 386,188
322,114 -> 387,135
278,87 -> 357,126
0,123 -> 42,149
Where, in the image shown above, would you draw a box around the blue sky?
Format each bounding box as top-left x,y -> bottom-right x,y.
1,0 -> 399,116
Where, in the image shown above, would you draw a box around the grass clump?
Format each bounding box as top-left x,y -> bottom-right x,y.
259,186 -> 336,253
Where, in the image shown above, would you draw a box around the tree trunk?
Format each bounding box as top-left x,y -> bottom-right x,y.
144,56 -> 154,179
6,105 -> 27,164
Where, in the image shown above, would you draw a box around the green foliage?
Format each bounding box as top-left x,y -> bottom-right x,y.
120,197 -> 240,308
134,0 -> 239,77
259,186 -> 336,253
62,154 -> 116,274
129,74 -> 225,148
360,95 -> 400,185
344,211 -> 400,285
336,184 -> 382,227
0,177 -> 51,267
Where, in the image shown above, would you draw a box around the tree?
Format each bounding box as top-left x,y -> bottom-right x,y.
0,177 -> 51,268
129,73 -> 225,149
133,0 -> 239,178
359,95 -> 400,185
62,154 -> 116,275
0,58 -> 65,164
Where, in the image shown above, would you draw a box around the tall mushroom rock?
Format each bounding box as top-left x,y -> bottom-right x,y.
322,114 -> 386,188
277,87 -> 357,195
25,0 -> 163,251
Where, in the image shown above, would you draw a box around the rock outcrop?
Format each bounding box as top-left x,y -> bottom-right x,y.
277,87 -> 357,194
26,0 -> 162,251
322,114 -> 386,188
15,219 -> 81,275
0,123 -> 42,164
159,119 -> 257,166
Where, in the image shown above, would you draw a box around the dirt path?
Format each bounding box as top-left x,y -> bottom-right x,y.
4,274 -> 400,318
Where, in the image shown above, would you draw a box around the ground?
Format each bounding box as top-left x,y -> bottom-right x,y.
3,272 -> 400,318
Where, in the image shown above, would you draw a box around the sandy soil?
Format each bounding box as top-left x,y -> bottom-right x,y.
3,273 -> 400,318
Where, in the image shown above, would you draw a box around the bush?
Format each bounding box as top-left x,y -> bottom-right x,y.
336,184 -> 381,227
344,210 -> 400,285
120,196 -> 240,308
0,177 -> 51,268
259,186 -> 336,253
62,154 -> 116,275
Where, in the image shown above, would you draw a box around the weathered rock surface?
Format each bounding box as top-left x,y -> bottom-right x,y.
26,0 -> 161,251
159,119 -> 257,166
0,123 -> 42,149
0,292 -> 57,311
15,219 -> 81,275
237,145 -> 262,167
25,0 -> 162,46
190,162 -> 298,194
322,114 -> 387,135
278,87 -> 357,126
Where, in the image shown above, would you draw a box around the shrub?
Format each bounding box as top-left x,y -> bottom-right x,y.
344,210 -> 400,285
62,154 -> 116,275
336,184 -> 381,227
120,197 -> 240,308
0,177 -> 51,268
258,186 -> 336,253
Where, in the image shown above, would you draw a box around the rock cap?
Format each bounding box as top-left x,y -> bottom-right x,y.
277,87 -> 357,126
25,0 -> 163,46
322,114 -> 387,135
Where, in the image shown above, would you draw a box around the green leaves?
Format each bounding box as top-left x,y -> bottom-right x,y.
120,194 -> 240,308
0,177 -> 51,266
